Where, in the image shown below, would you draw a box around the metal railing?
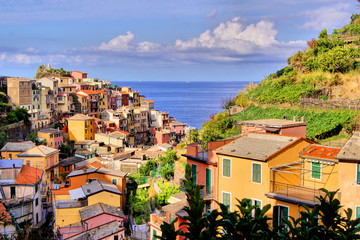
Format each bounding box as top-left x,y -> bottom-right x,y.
271,181 -> 323,203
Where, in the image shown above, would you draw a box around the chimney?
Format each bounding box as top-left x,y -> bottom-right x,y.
301,116 -> 305,122
293,116 -> 298,122
87,189 -> 91,194
283,115 -> 288,120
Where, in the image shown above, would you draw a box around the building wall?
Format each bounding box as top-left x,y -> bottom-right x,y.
1,151 -> 22,159
280,126 -> 307,138
88,191 -> 121,207
338,161 -> 360,219
68,119 -> 94,142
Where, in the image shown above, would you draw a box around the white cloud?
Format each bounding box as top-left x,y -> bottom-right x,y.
99,31 -> 135,51
136,41 -> 161,52
301,3 -> 352,31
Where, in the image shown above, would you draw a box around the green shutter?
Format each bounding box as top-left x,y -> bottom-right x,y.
223,158 -> 231,177
152,230 -> 157,240
356,207 -> 360,219
223,192 -> 231,209
252,163 -> 261,183
312,162 -> 321,179
192,164 -> 197,184
206,168 -> 211,194
357,164 -> 360,184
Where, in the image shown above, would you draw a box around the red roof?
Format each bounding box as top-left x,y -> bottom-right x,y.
15,165 -> 44,184
116,130 -> 130,136
0,203 -> 11,223
96,90 -> 107,95
145,100 -> 154,103
300,144 -> 341,160
118,91 -> 129,95
76,92 -> 87,97
80,90 -> 98,95
91,116 -> 102,122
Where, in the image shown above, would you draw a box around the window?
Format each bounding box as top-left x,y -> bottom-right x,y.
357,164 -> 360,185
273,205 -> 289,226
206,168 -> 211,194
222,192 -> 231,210
192,164 -> 197,184
222,158 -> 231,177
252,162 -> 262,183
112,178 -> 117,185
35,198 -> 39,206
35,184 -> 38,193
26,160 -> 30,166
252,199 -> 262,217
311,162 -> 321,179
10,187 -> 15,198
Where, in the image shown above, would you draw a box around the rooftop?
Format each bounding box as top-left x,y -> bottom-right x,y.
75,157 -> 103,170
81,180 -> 122,196
67,167 -> 127,178
171,121 -> 187,126
58,156 -> 84,167
79,202 -> 125,221
0,141 -> 35,152
336,131 -> 360,161
79,90 -> 97,95
15,165 -> 43,184
239,118 -> 307,128
38,128 -> 63,134
68,114 -> 93,121
300,144 -> 341,161
17,145 -> 59,157
162,199 -> 187,216
216,133 -> 302,161
67,220 -> 124,240
145,100 -> 154,103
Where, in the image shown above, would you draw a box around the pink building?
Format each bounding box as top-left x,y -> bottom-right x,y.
151,127 -> 175,145
59,202 -> 127,239
170,121 -> 187,143
71,71 -> 88,79
239,118 -> 307,138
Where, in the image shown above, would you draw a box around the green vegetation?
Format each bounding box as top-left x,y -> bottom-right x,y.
129,188 -> 151,223
0,107 -> 31,127
157,165 -> 360,240
35,64 -> 71,79
156,181 -> 181,206
232,105 -> 355,141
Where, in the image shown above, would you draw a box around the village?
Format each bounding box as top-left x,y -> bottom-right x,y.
1,69 -> 360,239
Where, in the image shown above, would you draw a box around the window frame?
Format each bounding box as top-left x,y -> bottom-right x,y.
311,162 -> 321,180
356,163 -> 360,185
222,158 -> 231,178
252,162 -> 262,184
222,191 -> 232,211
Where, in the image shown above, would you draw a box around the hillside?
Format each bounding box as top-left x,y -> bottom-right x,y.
200,14 -> 360,147
34,64 -> 71,79
235,14 -> 360,106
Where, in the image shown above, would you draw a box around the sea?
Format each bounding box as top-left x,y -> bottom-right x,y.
112,81 -> 250,129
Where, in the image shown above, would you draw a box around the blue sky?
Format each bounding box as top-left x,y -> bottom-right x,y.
0,0 -> 357,82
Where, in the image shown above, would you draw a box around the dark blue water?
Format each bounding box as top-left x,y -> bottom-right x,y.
112,81 -> 249,129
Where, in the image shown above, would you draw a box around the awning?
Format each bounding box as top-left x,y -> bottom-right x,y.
69,188 -> 86,200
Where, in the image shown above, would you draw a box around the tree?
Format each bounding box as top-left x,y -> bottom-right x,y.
28,131 -> 39,145
189,128 -> 199,143
158,149 -> 178,166
0,131 -> 6,149
159,165 -> 174,181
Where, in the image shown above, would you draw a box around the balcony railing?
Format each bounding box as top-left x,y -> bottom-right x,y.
200,186 -> 215,200
270,181 -> 324,204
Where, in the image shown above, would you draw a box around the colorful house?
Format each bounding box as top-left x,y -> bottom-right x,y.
38,128 -> 64,148
96,90 -> 108,113
151,127 -> 176,145
0,141 -> 35,159
215,133 -> 312,223
67,114 -> 95,142
170,121 -> 187,143
16,145 -> 60,188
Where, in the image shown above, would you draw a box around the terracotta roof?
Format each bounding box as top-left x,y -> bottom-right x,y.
116,130 -> 130,136
170,121 -> 186,126
216,133 -> 307,161
145,100 -> 154,103
162,199 -> 187,215
91,116 -> 102,122
0,203 -> 12,223
118,91 -> 129,95
96,90 -> 107,95
300,144 -> 341,161
75,92 -> 87,97
68,114 -> 93,121
15,165 -> 43,184
239,118 -> 307,128
80,90 -> 98,95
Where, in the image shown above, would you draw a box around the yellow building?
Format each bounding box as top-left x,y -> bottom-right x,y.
0,141 -> 35,159
67,114 -> 94,142
336,131 -> 360,219
96,90 -> 108,113
216,133 -> 312,226
38,128 -> 64,148
75,93 -> 88,115
54,180 -> 122,227
16,145 -> 60,187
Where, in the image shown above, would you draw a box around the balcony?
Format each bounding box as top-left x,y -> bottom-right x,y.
268,181 -> 324,205
200,186 -> 215,201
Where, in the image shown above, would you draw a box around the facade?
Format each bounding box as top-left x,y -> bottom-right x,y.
170,121 -> 187,143
151,127 -> 176,145
78,90 -> 100,118
67,114 -> 95,142
38,128 -> 64,148
71,71 -> 88,79
7,77 -> 35,107
216,133 -> 311,221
